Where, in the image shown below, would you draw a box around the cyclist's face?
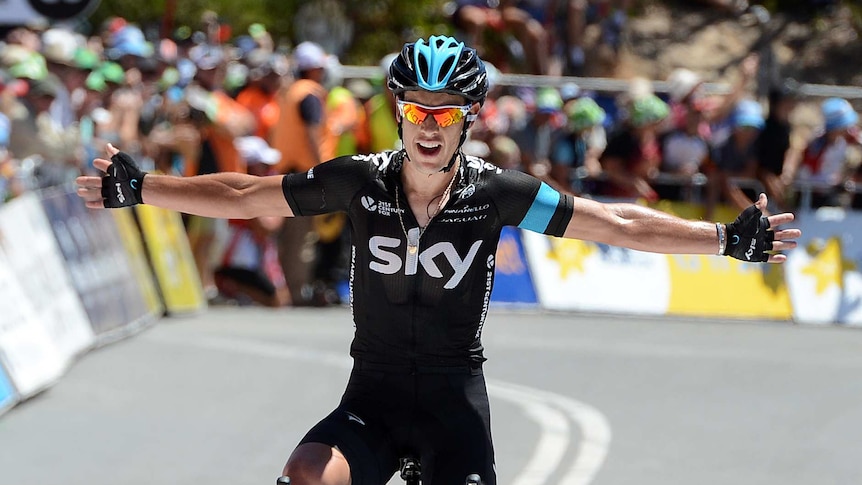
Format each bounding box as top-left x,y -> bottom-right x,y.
399,91 -> 477,174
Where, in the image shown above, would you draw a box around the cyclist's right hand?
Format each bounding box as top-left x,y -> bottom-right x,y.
76,143 -> 146,209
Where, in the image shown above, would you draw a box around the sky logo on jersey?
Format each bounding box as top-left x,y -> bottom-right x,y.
369,229 -> 483,289
352,151 -> 396,170
466,157 -> 502,174
460,183 -> 476,199
345,411 -> 366,426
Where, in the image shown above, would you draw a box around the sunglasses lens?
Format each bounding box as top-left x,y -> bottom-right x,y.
434,109 -> 464,128
400,103 -> 466,128
401,103 -> 427,125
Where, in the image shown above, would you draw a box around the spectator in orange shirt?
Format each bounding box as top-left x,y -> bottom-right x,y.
237,51 -> 287,139
269,41 -> 332,305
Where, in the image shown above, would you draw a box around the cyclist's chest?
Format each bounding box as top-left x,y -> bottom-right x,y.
349,184 -> 499,291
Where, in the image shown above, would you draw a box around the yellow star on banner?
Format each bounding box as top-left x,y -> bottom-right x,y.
801,237 -> 856,294
546,238 -> 597,279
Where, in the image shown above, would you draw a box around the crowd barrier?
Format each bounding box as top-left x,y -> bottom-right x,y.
0,186 -> 204,417
0,190 -> 859,418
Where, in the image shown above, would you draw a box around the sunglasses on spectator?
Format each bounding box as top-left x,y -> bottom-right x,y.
397,100 -> 473,128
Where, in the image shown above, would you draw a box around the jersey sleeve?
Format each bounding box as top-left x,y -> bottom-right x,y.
281,155 -> 372,216
490,169 -> 574,237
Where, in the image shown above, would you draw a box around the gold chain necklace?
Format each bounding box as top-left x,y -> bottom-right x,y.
395,169 -> 459,255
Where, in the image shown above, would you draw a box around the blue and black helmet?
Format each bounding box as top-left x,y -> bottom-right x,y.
388,35 -> 488,104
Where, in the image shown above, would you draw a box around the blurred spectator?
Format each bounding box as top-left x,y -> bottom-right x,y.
600,93 -> 669,201
662,104 -> 708,178
184,42 -> 255,301
756,80 -> 801,210
311,61 -> 366,306
550,96 -> 607,194
666,68 -> 706,132
704,98 -> 764,218
270,40 -> 332,306
42,28 -> 88,129
449,0 -> 549,74
783,97 -> 862,208
563,0 -> 630,74
487,135 -> 522,170
271,41 -> 330,173
666,54 -> 760,145
696,0 -> 749,15
852,159 -> 862,210
660,98 -> 709,201
358,53 -> 400,154
464,62 -> 508,147
214,136 -> 291,307
237,50 -> 287,139
559,0 -> 589,75
510,86 -> 563,178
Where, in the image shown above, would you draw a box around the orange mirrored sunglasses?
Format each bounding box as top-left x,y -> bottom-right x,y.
397,100 -> 472,128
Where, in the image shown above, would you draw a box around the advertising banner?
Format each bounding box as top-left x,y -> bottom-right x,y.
786,208 -> 862,326
521,200 -> 793,319
522,230 -> 670,314
0,364 -> 16,415
665,255 -> 792,319
0,194 -> 93,359
490,227 -> 538,306
650,200 -> 792,319
41,189 -> 157,341
111,209 -> 163,316
0,249 -> 66,398
135,205 -> 206,314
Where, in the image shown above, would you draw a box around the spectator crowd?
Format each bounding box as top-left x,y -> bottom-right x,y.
2,2 -> 861,307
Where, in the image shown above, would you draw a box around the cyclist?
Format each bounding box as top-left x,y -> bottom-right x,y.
76,35 -> 800,485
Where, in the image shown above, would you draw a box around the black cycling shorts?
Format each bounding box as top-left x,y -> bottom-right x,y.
298,363 -> 496,485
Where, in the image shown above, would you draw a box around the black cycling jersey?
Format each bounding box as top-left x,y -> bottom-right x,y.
283,150 -> 573,367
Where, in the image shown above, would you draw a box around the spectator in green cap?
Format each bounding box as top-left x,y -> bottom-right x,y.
4,48 -> 49,81
510,87 -> 564,179
600,93 -> 670,201
550,96 -> 607,194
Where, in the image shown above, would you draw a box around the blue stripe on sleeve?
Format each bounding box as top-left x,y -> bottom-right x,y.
517,182 -> 559,233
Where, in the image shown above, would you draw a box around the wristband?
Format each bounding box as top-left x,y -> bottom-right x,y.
716,222 -> 726,256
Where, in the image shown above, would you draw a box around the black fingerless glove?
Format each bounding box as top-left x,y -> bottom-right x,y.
723,203 -> 773,262
101,151 -> 146,208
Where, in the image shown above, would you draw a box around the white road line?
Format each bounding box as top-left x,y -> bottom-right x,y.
166,336 -> 612,485
488,384 -> 571,485
490,382 -> 612,485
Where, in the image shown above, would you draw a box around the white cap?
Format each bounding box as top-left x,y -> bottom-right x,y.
666,68 -> 703,103
235,136 -> 281,165
293,41 -> 327,71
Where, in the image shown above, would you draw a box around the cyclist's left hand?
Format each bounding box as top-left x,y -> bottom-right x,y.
724,193 -> 801,263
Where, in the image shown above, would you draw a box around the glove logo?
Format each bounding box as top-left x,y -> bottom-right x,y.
745,238 -> 756,260
115,183 -> 125,204
731,235 -> 740,246
130,179 -> 138,190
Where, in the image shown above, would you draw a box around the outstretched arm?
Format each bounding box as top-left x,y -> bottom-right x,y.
76,144 -> 294,219
563,193 -> 800,263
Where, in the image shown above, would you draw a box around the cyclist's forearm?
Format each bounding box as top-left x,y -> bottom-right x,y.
603,202 -> 718,254
566,198 -> 719,255
142,172 -> 293,219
